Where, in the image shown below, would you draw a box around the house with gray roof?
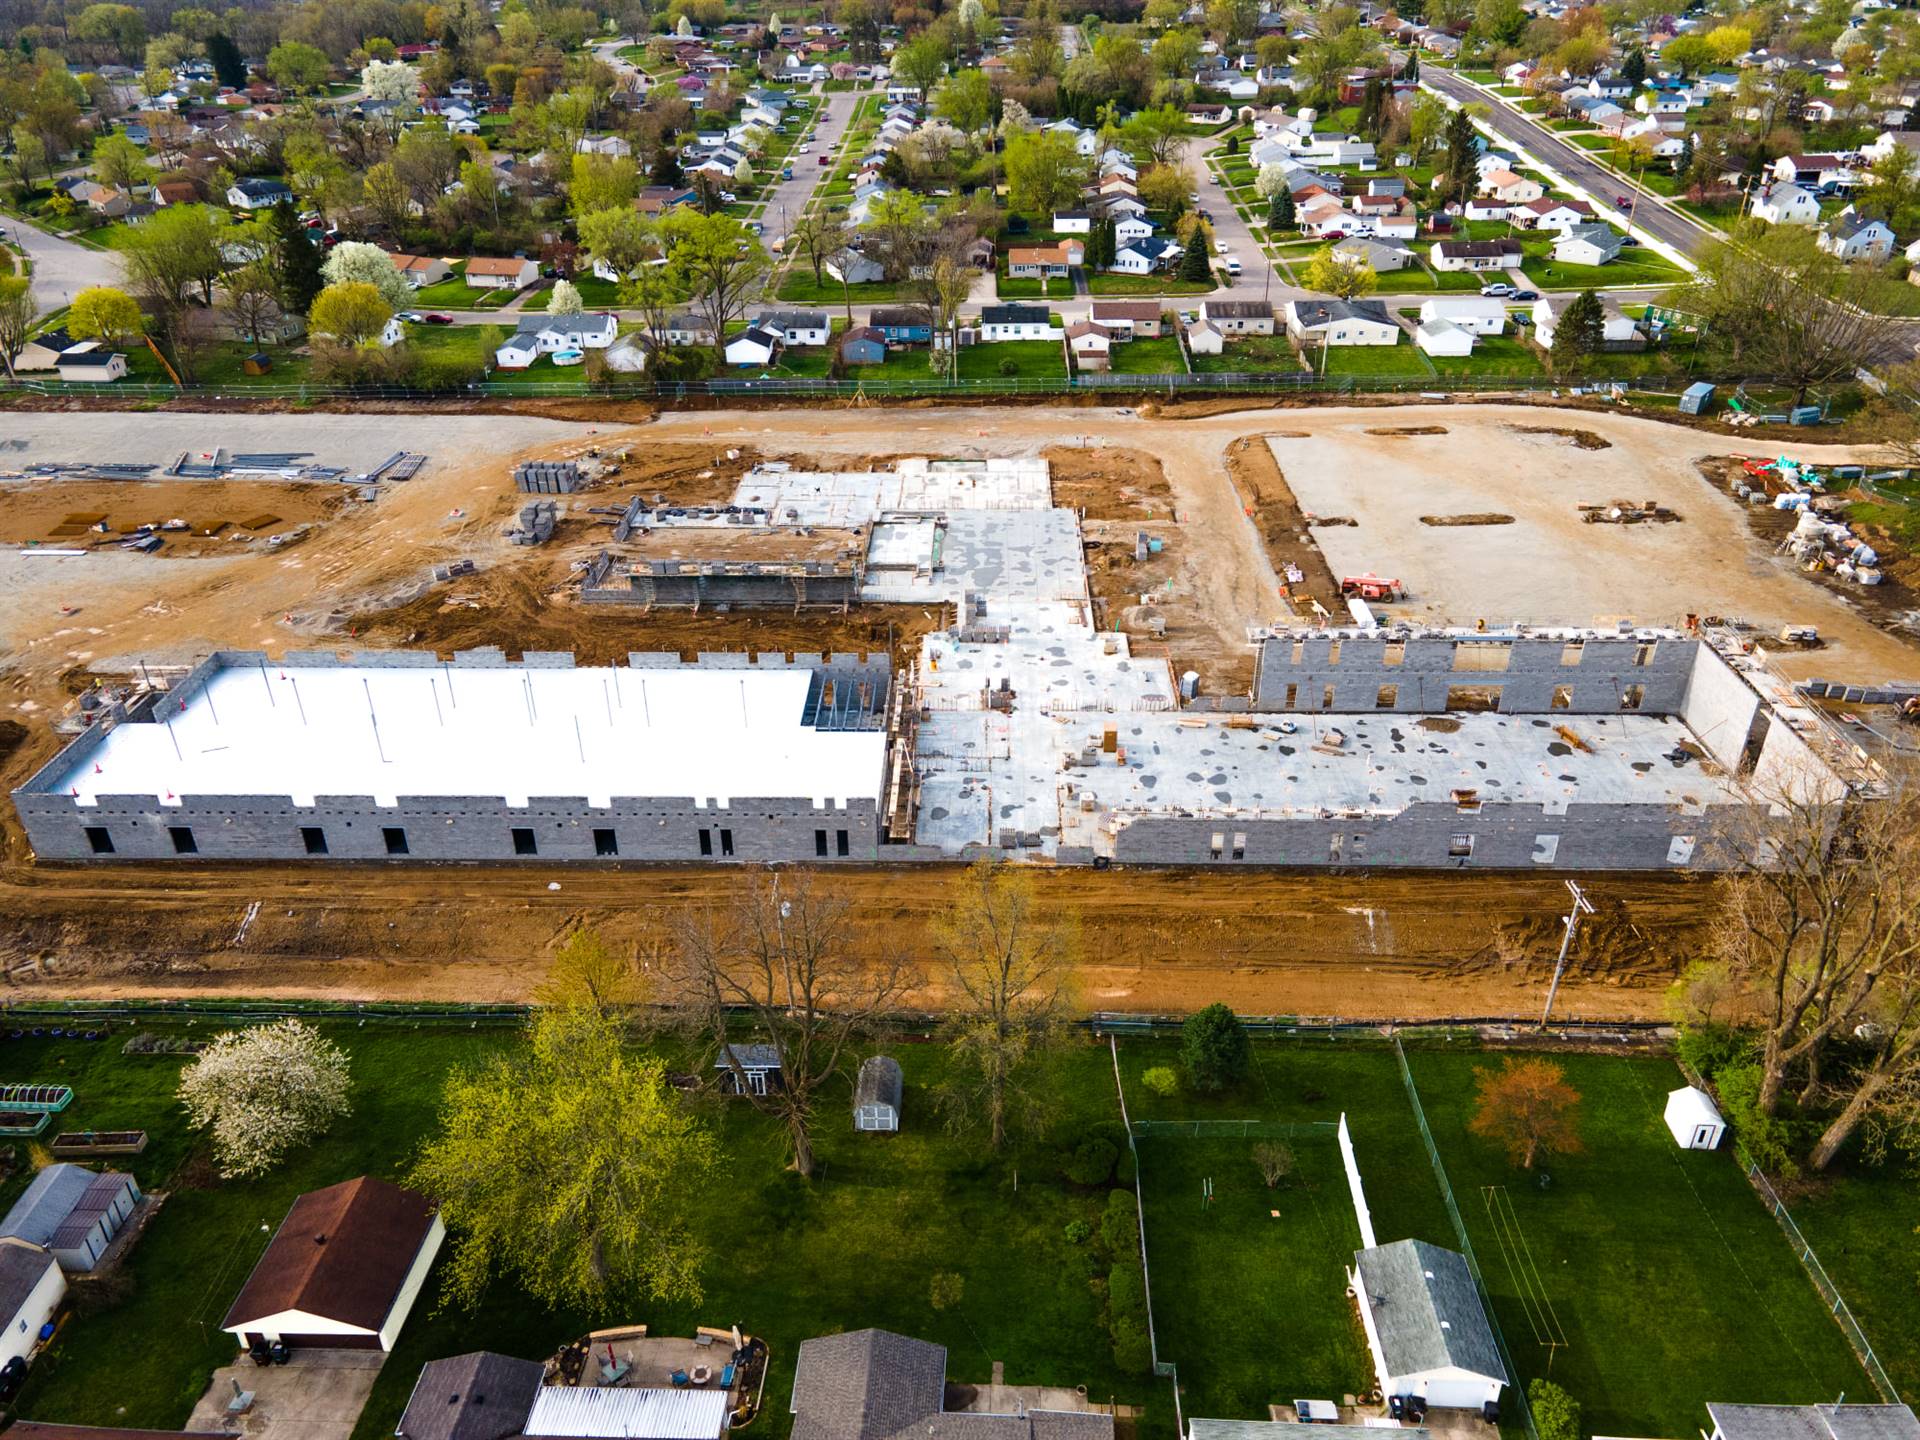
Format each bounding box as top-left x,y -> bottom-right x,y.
1707,1404 -> 1920,1440
396,1350 -> 545,1440
791,1329 -> 1113,1440
1349,1239 -> 1507,1413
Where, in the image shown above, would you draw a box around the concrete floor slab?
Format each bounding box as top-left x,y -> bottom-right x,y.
187,1352 -> 384,1440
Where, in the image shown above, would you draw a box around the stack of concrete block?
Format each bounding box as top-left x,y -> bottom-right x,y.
514,461 -> 583,494
511,502 -> 558,546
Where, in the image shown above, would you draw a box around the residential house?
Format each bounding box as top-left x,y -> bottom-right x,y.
1430,239 -> 1523,271
1751,182 -> 1822,226
396,1352 -> 546,1440
1200,298 -> 1276,336
1512,198 -> 1594,232
1333,236 -> 1412,272
1772,154 -> 1857,191
1066,321 -> 1112,371
838,326 -> 887,366
1554,223 -> 1625,266
15,328 -> 76,372
1089,300 -> 1164,338
493,313 -> 618,368
1419,296 -> 1507,335
1480,169 -> 1545,205
665,312 -> 717,348
724,326 -> 783,367
1006,241 -> 1084,279
1705,1404 -> 1920,1440
575,133 -> 631,157
978,305 -> 1060,342
826,249 -> 887,284
221,1177 -> 444,1353
1350,1239 -> 1508,1411
1053,210 -> 1093,234
1415,317 -> 1475,357
153,179 -> 199,206
870,307 -> 933,345
1184,317 -> 1224,355
0,1240 -> 65,1376
1299,198 -> 1352,238
753,311 -> 831,347
72,182 -> 131,218
1532,294 -> 1645,350
1462,197 -> 1511,222
463,256 -> 539,290
1286,299 -> 1399,346
1113,215 -> 1156,246
1110,237 -> 1180,274
226,177 -> 292,210
53,343 -> 128,383
1863,131 -> 1920,164
635,185 -> 698,217
1820,211 -> 1896,262
390,254 -> 451,288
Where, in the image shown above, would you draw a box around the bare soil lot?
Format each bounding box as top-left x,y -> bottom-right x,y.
0,478 -> 347,553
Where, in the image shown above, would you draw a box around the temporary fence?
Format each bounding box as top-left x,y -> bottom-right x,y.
1674,1058 -> 1900,1402
1392,1035 -> 1540,1440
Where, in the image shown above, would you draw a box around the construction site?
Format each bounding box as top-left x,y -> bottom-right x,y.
1,402 -> 1917,1011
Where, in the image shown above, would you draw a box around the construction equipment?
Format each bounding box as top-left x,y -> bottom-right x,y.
1340,573 -> 1404,601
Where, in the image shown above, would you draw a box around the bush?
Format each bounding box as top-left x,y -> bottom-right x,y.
1529,1379 -> 1581,1440
997,356 -> 1018,376
1715,1062 -> 1804,1177
1063,1217 -> 1093,1245
1674,1023 -> 1752,1082
1182,1003 -> 1252,1092
1101,1187 -> 1140,1257
1108,1258 -> 1146,1315
1141,1065 -> 1179,1097
1063,1134 -> 1119,1186
1111,1314 -> 1153,1375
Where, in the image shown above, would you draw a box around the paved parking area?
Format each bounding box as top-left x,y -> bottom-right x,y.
186,1352 -> 384,1440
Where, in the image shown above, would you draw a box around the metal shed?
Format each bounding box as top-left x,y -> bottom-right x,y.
0,1163 -> 142,1272
853,1056 -> 903,1133
1665,1085 -> 1726,1150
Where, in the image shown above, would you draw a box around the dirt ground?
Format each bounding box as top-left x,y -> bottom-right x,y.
3,400 -> 1916,1019
0,478 -> 349,554
1222,435 -> 1342,620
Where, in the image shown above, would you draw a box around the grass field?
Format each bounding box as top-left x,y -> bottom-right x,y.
956,339 -> 1065,380
1405,1048 -> 1871,1439
1425,334 -> 1547,379
1087,273 -> 1214,297
1188,333 -> 1303,374
1321,343 -> 1432,378
1107,335 -> 1188,375
1523,252 -> 1689,290
9,1024 -> 1162,1440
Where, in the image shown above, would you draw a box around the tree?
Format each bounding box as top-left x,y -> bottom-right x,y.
1119,105 -> 1187,169
579,206 -> 657,282
1621,46 -> 1647,86
267,202 -> 325,315
662,207 -> 769,363
786,208 -> 846,289
1139,162 -> 1196,217
177,1019 -> 351,1180
412,1005 -> 720,1311
1469,1056 -> 1582,1169
1549,288 -> 1604,371
1005,127 -> 1090,218
322,239 -> 415,311
362,161 -> 411,236
1254,162 -> 1293,200
922,251 -> 973,377
91,133 -> 151,190
895,31 -> 950,97
207,31 -> 246,88
662,871 -> 917,1178
224,262 -> 284,348
72,3 -> 147,62
549,278 -> 584,314
936,68 -> 995,143
68,285 -> 144,345
1267,185 -> 1295,231
119,202 -> 225,315
929,1272 -> 965,1310
1182,1004 -> 1250,1092
535,926 -> 646,1015
267,40 -> 331,92
1303,245 -> 1376,299
360,58 -> 416,104
1252,1139 -> 1294,1187
1530,1381 -> 1581,1440
932,861 -> 1078,1153
571,151 -> 640,218
1178,234 -> 1212,283
309,281 -> 394,346
1441,104 -> 1479,197
0,277 -> 36,380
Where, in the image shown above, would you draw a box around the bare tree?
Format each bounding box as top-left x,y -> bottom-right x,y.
785,207 -> 846,291
663,872 -> 917,1177
931,860 -> 1076,1152
1252,1139 -> 1294,1188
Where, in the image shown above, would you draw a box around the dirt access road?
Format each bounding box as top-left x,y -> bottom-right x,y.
0,400 -> 1911,1018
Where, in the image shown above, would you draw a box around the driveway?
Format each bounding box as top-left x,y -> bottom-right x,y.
8,213 -> 119,317
186,1351 -> 384,1440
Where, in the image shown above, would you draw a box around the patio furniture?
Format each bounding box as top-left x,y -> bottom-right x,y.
672,1370 -> 690,1387
691,1365 -> 713,1386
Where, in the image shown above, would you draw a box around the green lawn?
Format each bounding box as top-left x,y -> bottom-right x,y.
525,275 -> 624,310
1320,342 -> 1432,378
10,1024 -> 1163,1440
1523,252 -> 1689,290
775,272 -> 906,305
406,266 -> 477,307
1381,265 -> 1488,294
1108,335 -> 1188,375
1188,333 -> 1304,374
956,338 -> 1066,380
1786,1161 -> 1920,1397
1088,273 -> 1214,297
1425,334 -> 1546,379
1407,1049 -> 1872,1439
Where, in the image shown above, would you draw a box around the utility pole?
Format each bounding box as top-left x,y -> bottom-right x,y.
1538,879 -> 1594,1030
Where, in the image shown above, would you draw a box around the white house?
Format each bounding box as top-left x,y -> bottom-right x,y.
1350,1239 -> 1508,1411
222,1177 -> 444,1353
1665,1086 -> 1726,1150
1415,317 -> 1475,357
724,325 -> 783,366
493,313 -> 618,368
1513,199 -> 1594,233
1751,182 -> 1822,226
1285,299 -> 1399,347
1113,215 -> 1156,245
665,312 -> 716,348
1333,236 -> 1412,272
464,255 -> 541,290
1532,295 -> 1644,349
1820,211 -> 1896,262
1053,210 -> 1093,234
978,304 -> 1060,342
226,177 -> 293,209
1066,321 -> 1112,370
1462,198 -> 1511,222
493,332 -> 543,369
753,310 -> 831,346
0,1240 -> 66,1374
1419,296 -> 1506,335
52,342 -> 128,382
1707,1403 -> 1920,1440
1555,223 -> 1625,266
1481,169 -> 1544,205
1110,237 -> 1181,274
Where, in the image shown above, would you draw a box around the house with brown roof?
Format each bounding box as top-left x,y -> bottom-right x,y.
153,180 -> 200,206
1006,240 -> 1084,279
1088,300 -> 1164,338
221,1176 -> 443,1354
390,253 -> 452,288
464,255 -> 540,290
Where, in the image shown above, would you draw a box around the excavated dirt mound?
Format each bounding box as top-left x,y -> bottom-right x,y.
1365,426 -> 1449,437
1223,435 -> 1340,616
0,479 -> 348,553
1421,513 -> 1515,527
1511,425 -> 1612,450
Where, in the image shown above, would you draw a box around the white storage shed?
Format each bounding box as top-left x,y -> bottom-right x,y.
1665,1086 -> 1726,1150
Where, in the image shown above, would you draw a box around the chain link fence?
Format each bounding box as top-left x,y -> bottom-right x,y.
1128,1118 -> 1338,1139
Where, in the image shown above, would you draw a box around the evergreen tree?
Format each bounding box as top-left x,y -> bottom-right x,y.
1442,105 -> 1477,193
1400,50 -> 1419,82
1621,47 -> 1647,87
1550,289 -> 1605,372
1268,185 -> 1295,230
267,202 -> 325,315
1674,132 -> 1696,178
652,146 -> 684,188
208,32 -> 247,89
1178,235 -> 1213,283
1225,133 -> 1239,155
1361,76 -> 1387,139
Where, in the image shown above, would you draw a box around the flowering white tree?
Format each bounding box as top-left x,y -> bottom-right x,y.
1255,162 -> 1294,199
322,240 -> 415,310
178,1019 -> 352,1179
360,58 -> 416,104
549,278 -> 584,314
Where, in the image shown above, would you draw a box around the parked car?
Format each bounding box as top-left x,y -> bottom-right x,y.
1614,193 -> 1632,206
1480,282 -> 1514,297
422,312 -> 454,324
397,310 -> 423,322
1621,235 -> 1640,246
1509,288 -> 1538,301
1224,256 -> 1242,275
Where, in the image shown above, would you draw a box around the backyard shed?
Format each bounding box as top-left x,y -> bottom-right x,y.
0,1238 -> 65,1374
717,1043 -> 784,1097
397,1350 -> 546,1440
0,1163 -> 142,1273
222,1175 -> 443,1353
1665,1086 -> 1726,1150
854,1056 -> 903,1132
1349,1238 -> 1507,1413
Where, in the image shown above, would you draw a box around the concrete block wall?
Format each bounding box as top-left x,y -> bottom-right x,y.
1252,631 -> 1697,715
1677,644 -> 1762,773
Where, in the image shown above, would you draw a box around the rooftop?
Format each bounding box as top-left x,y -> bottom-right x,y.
1708,1407 -> 1920,1440
224,1176 -> 436,1333
1355,1239 -> 1507,1384
46,658 -> 886,811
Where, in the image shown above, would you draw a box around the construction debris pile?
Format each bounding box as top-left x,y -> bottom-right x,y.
6,448 -> 427,485
1736,457 -> 1886,587
1580,500 -> 1680,524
